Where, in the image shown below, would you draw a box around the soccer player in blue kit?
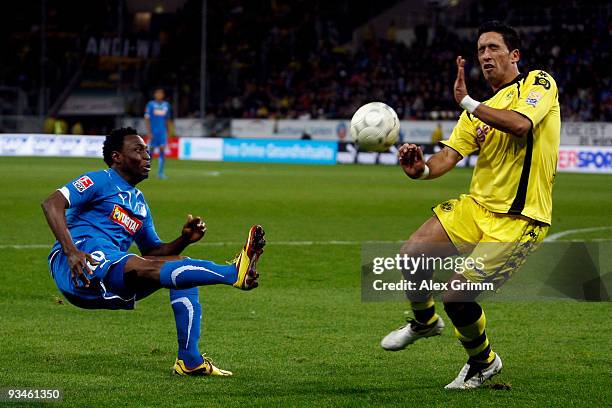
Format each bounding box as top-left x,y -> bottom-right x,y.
42,127 -> 265,376
145,88 -> 172,179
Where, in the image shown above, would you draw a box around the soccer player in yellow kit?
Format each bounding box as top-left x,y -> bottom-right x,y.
380,21 -> 560,389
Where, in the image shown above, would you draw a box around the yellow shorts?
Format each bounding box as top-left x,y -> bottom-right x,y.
432,194 -> 549,287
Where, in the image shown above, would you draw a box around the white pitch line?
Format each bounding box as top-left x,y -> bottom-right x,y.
544,226 -> 612,242
5,229 -> 610,250
0,240 -> 403,250
0,244 -> 50,249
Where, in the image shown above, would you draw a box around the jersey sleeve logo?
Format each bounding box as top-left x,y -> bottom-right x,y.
440,201 -> 454,212
525,91 -> 543,107
73,176 -> 94,193
533,76 -> 551,90
110,204 -> 143,235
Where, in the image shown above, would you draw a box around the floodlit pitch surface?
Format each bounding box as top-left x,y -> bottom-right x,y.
0,157 -> 610,407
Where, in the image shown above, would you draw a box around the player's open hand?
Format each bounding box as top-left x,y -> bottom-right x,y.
67,250 -> 98,288
182,214 -> 207,243
398,143 -> 426,179
454,56 -> 468,104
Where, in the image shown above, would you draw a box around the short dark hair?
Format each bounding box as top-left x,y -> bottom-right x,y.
477,20 -> 520,52
102,127 -> 139,167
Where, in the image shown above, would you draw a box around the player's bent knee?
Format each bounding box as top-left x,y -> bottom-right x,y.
124,256 -> 164,283
400,240 -> 429,257
402,217 -> 456,258
442,291 -> 463,305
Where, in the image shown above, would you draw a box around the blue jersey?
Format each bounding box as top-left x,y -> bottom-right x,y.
51,168 -> 162,255
145,100 -> 171,138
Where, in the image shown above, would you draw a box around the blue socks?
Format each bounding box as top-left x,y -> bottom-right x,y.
162,260 -> 237,368
170,287 -> 203,368
158,149 -> 165,178
159,258 -> 237,289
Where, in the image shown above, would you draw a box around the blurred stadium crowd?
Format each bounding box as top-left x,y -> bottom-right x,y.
209,0 -> 611,121
1,0 -> 610,129
216,24 -> 612,122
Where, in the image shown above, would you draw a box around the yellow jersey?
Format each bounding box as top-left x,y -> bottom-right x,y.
440,70 -> 561,225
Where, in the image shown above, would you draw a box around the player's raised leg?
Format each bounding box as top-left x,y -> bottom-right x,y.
380,216 -> 456,350
123,225 -> 265,290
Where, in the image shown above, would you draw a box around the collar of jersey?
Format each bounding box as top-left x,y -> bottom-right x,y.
490,72 -> 527,97
108,168 -> 137,191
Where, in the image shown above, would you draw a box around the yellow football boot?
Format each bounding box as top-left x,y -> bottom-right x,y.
173,355 -> 233,377
232,225 -> 265,290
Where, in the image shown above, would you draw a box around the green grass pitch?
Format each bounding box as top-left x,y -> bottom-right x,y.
0,157 -> 610,407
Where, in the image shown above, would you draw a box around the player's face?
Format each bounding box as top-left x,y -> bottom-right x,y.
118,135 -> 151,183
477,32 -> 520,86
154,90 -> 164,101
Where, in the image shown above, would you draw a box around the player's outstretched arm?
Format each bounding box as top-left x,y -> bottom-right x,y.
398,144 -> 461,180
141,214 -> 206,256
41,191 -> 98,287
454,56 -> 532,137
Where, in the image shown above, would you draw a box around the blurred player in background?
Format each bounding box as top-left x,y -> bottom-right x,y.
145,88 -> 172,179
42,127 -> 266,376
380,21 -> 560,389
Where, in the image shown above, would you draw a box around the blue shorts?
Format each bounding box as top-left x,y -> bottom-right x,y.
48,238 -> 157,310
149,132 -> 167,148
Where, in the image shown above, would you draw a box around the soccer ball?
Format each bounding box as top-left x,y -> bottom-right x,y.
350,102 -> 400,152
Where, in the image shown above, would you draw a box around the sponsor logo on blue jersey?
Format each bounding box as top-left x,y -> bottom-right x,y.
109,204 -> 143,235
